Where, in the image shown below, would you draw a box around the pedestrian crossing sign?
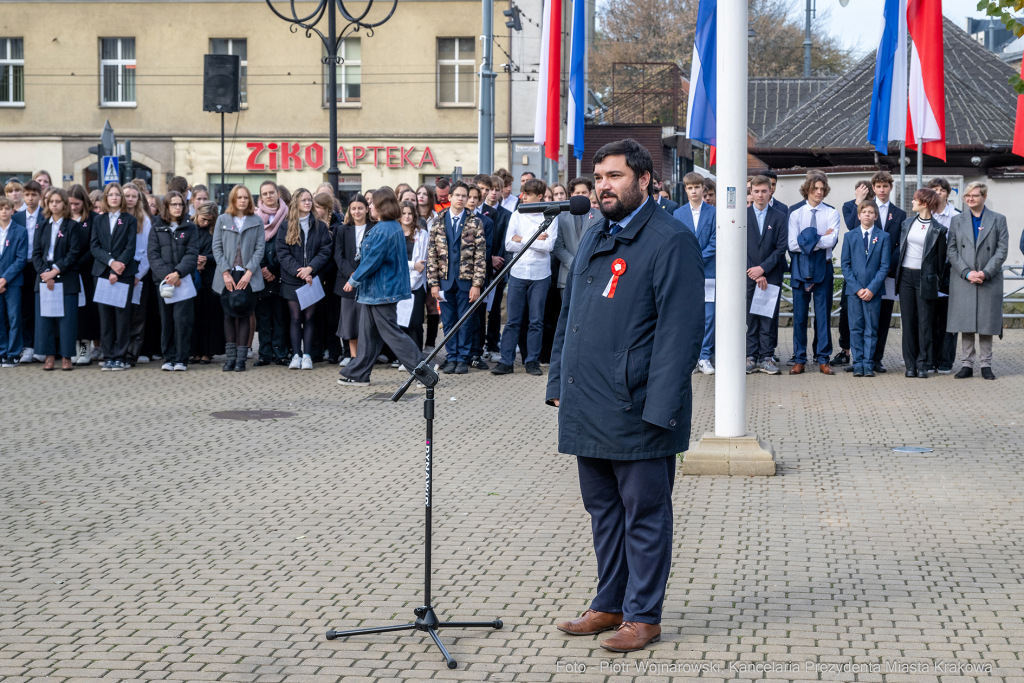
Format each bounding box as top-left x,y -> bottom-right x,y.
102,156 -> 120,185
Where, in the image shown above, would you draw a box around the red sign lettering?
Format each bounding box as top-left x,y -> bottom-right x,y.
281,142 -> 303,171
337,146 -> 350,167
386,146 -> 400,168
419,146 -> 438,169
351,147 -> 366,165
267,143 -> 280,171
305,143 -> 324,169
401,146 -> 417,167
246,142 -> 266,171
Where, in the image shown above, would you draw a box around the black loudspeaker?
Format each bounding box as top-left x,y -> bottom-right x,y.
203,54 -> 241,113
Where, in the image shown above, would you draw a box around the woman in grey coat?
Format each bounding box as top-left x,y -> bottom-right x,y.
946,181 -> 1008,380
213,185 -> 265,372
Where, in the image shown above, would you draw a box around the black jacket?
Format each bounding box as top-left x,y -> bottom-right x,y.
481,203 -> 512,265
259,228 -> 283,295
31,217 -> 83,293
195,229 -> 217,289
89,212 -> 139,281
895,215 -> 948,300
147,218 -> 200,283
318,212 -> 343,292
276,217 -> 334,289
746,204 -> 789,286
546,199 -> 704,460
73,211 -> 99,277
333,222 -> 361,298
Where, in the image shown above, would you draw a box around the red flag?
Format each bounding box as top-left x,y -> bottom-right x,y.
544,0 -> 562,162
1013,59 -> 1024,158
905,0 -> 945,160
709,145 -> 717,166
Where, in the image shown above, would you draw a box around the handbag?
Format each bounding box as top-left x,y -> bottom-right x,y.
220,270 -> 258,318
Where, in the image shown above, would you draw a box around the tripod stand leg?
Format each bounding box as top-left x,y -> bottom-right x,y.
440,620 -> 504,629
326,623 -> 416,640
427,627 -> 458,669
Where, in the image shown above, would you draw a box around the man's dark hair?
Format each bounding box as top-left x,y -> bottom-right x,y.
592,139 -> 654,186
568,177 -> 593,194
450,179 -> 469,194
522,178 -> 547,197
763,170 -> 778,181
471,173 -> 493,190
167,176 -> 188,194
521,171 -> 536,180
434,177 -> 451,190
22,179 -> 42,194
927,177 -> 951,193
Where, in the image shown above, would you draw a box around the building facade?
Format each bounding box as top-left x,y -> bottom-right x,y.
0,0 -> 520,195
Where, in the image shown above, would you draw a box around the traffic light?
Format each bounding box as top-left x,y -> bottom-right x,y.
503,6 -> 522,31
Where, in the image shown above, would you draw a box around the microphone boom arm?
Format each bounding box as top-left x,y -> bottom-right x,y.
391,207 -> 564,401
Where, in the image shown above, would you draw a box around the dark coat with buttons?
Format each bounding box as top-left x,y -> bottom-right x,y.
545,198 -> 705,460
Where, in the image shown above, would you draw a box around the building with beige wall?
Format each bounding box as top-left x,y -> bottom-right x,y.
0,0 -> 532,196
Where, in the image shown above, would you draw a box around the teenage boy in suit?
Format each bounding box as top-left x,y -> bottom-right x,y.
745,176 -> 788,375
12,179 -> 43,364
840,202 -> 890,377
869,171 -> 906,373
483,174 -> 513,358
672,172 -> 716,374
833,180 -> 875,371
0,197 -> 29,367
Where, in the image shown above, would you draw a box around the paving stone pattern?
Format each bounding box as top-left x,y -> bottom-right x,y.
3,330 -> 1024,682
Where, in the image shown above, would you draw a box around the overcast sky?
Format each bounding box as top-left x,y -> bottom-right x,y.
821,0 -> 993,56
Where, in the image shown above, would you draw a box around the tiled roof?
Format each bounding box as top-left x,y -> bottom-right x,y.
748,78 -> 834,139
756,17 -> 1018,150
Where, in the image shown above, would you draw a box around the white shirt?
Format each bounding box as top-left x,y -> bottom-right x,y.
0,224 -> 9,256
232,215 -> 245,231
407,228 -> 429,291
505,211 -> 557,281
933,202 -> 960,230
787,201 -> 840,259
24,207 -> 41,252
46,218 -> 62,264
354,222 -> 368,259
106,211 -> 122,267
689,202 -> 703,231
501,194 -> 519,213
902,217 -> 929,269
875,199 -> 891,228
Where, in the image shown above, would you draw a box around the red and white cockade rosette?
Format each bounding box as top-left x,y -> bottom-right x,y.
602,258 -> 627,298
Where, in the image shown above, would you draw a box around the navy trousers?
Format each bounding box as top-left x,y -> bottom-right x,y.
791,277 -> 833,365
35,291 -> 79,358
847,295 -> 880,373
0,285 -> 23,358
577,455 -> 675,625
440,284 -> 474,363
500,275 -> 549,366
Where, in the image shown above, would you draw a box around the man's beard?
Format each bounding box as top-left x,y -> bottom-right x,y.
599,180 -> 645,223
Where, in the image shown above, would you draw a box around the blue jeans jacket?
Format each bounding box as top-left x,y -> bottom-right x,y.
347,220 -> 412,305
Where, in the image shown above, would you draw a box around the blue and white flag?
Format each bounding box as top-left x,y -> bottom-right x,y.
867,0 -> 907,154
567,0 -> 586,159
686,0 -> 717,147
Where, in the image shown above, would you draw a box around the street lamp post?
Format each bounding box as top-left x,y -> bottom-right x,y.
264,0 -> 397,196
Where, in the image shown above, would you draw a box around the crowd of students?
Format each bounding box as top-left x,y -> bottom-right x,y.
0,163 -> 1011,381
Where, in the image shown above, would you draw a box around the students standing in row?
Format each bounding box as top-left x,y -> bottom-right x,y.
333,194 -> 370,367
147,190 -> 199,371
31,188 -> 81,371
313,191 -> 345,365
190,201 -> 224,364
254,181 -> 289,366
840,202 -> 890,377
90,182 -> 138,371
67,184 -> 102,365
926,178 -> 960,373
13,179 -> 43,364
278,188 -> 333,370
744,175 -> 788,375
213,185 -> 264,372
399,200 -> 429,351
672,172 -> 716,375
123,183 -> 154,365
0,197 -> 28,367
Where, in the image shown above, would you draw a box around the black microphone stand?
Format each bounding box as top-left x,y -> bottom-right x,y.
325,206 -> 566,669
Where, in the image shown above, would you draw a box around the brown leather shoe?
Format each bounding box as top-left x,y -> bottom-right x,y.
43,356 -> 55,371
556,609 -> 623,636
600,621 -> 662,652
789,363 -> 805,375
62,358 -> 73,371
819,363 -> 835,375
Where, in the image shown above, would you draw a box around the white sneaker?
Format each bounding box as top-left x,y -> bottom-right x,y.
697,359 -> 715,375
247,347 -> 254,359
21,347 -> 34,363
161,362 -> 174,371
301,354 -> 313,370
75,341 -> 92,365
173,363 -> 187,371
288,354 -> 302,369
137,355 -> 150,364
339,357 -> 352,367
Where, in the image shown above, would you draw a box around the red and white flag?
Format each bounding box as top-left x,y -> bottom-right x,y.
905,0 -> 945,160
1013,59 -> 1024,157
533,0 -> 563,162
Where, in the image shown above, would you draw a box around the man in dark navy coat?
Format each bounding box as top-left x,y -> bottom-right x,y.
745,175 -> 788,374
546,139 -> 704,652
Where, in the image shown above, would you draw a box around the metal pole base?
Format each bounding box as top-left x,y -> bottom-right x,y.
326,606 -> 503,669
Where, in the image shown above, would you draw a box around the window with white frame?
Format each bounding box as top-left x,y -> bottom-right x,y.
437,38 -> 475,106
322,38 -> 361,105
0,38 -> 24,105
100,38 -> 136,105
211,38 -> 247,106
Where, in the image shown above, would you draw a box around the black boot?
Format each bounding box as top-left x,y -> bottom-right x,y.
234,344 -> 247,372
223,342 -> 237,372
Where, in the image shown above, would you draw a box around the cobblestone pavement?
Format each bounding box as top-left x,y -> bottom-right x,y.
3,329 -> 1024,682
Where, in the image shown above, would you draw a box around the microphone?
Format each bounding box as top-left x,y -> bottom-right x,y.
517,195 -> 592,216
